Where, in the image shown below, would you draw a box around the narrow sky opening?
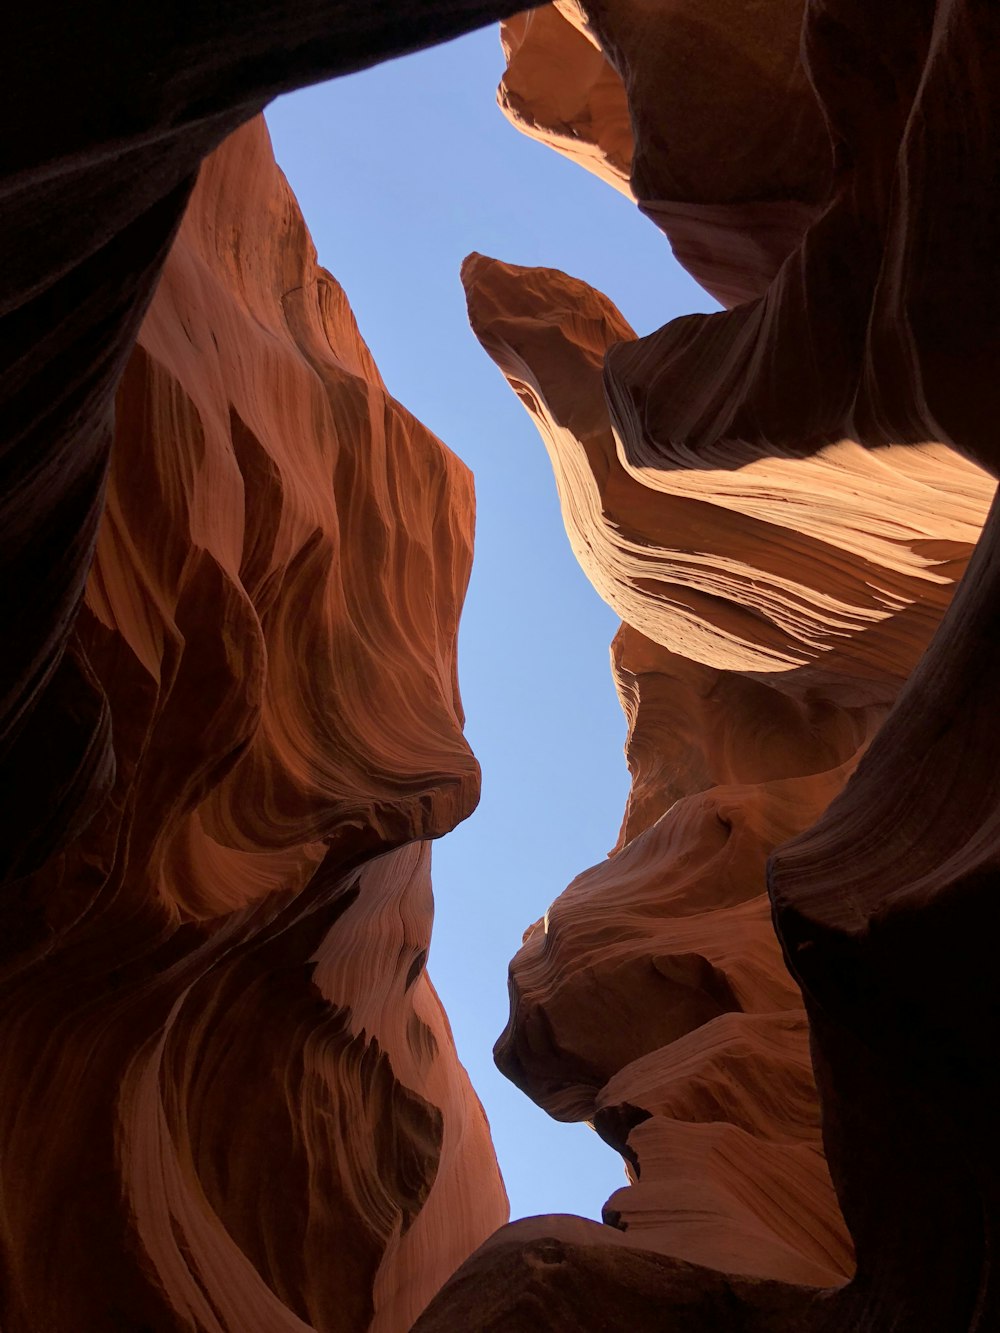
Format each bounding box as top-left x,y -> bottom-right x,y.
266,22 -> 717,1222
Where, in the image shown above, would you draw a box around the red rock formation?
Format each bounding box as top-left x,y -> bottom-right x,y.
8,0 -> 1000,1328
769,488 -> 1000,1330
418,3 -> 1000,1329
0,117 -> 506,1333
604,2 -> 1000,469
1,0 -> 538,887
496,0 -> 831,305
414,1212 -> 823,1329
462,253 -> 990,684
499,4 -> 633,197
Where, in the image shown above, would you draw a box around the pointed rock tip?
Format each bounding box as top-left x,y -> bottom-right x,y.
461,251 -> 494,287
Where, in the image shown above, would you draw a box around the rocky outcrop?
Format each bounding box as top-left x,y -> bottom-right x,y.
0,117 -> 506,1333
497,0 -> 831,305
8,0 -> 1000,1328
420,2 -> 1000,1329
413,1213 -> 825,1331
603,0 -> 1000,468
1,0 -> 537,887
461,253 -> 989,683
458,248 -> 990,1298
498,4 -> 633,197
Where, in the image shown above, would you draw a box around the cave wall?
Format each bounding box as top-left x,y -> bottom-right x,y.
0,114 -> 508,1333
1,0 -> 538,884
417,2 -> 1000,1330
5,0 -> 1000,1330
2,5 -> 553,1330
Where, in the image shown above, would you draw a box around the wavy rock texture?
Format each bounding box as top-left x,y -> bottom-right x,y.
0,117 -> 507,1333
462,253 -> 991,684
420,3 -> 1000,1329
8,0 -> 1000,1329
1,0 -> 537,887
499,3 -> 633,197
461,245 -> 989,1298
604,1 -> 1000,468
497,0 -> 831,305
768,488 -> 1000,1330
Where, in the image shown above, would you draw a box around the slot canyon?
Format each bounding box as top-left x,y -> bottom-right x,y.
3,2 -> 999,1330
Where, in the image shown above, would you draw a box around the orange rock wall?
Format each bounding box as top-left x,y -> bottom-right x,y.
462,245 -> 991,1292
1,0 -> 540,889
418,3 -> 1000,1330
0,117 -> 506,1333
497,0 -> 831,304
7,1 -> 1000,1329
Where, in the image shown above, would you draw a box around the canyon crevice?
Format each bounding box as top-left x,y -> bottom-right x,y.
4,1 -> 1000,1330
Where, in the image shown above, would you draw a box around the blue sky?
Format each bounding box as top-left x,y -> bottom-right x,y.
266,23 -> 716,1223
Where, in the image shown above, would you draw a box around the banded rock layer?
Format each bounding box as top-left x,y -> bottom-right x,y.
498,0 -> 831,304
419,2 -> 1000,1330
6,1 -> 1000,1330
2,0 -> 536,883
460,247 -> 991,1296
2,7 -> 536,1331
0,117 -> 506,1333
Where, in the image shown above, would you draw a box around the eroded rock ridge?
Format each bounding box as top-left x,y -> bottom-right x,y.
4,1 -> 1000,1330
0,116 -> 507,1333
418,2 -> 1000,1330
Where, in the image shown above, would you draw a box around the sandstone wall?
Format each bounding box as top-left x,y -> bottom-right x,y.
6,1 -> 1000,1329
418,3 -> 1000,1329
0,117 -> 507,1333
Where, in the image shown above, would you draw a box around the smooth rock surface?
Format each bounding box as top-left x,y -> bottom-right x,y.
8,1 -> 1000,1329
498,4 -> 633,197
496,0 -> 831,304
1,0 -> 537,887
0,118 -> 506,1333
421,4 -> 1000,1328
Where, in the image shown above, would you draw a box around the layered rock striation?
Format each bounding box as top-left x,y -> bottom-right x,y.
0,117 -> 506,1333
7,0 -> 1000,1330
3,8 -> 552,1329
1,0 -> 537,886
457,245 -> 990,1303
497,0 -> 831,304
419,2 -> 1000,1329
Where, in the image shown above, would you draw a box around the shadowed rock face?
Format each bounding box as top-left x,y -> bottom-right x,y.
0,0 -> 537,888
460,257 -> 988,1309
8,0 -> 1000,1329
2,9 -> 539,1323
418,2 -> 1000,1330
461,252 -> 991,683
496,0 -> 832,305
0,116 -> 507,1333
